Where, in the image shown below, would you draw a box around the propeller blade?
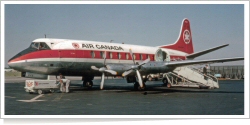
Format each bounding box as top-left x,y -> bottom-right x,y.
139,58 -> 150,66
136,70 -> 143,88
103,51 -> 107,66
91,66 -> 99,70
105,70 -> 117,75
122,70 -> 133,77
129,49 -> 136,65
100,72 -> 105,90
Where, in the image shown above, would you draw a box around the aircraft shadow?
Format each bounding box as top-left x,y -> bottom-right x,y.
68,84 -> 243,95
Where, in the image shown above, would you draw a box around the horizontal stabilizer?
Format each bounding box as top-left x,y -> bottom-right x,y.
186,44 -> 229,59
165,57 -> 244,67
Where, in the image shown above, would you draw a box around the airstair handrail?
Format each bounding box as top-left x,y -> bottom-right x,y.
187,66 -> 218,86
165,72 -> 196,85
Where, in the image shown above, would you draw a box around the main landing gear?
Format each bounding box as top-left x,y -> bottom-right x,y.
127,76 -> 147,91
134,82 -> 146,91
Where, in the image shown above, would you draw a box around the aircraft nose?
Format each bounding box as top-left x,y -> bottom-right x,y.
8,58 -> 15,69
8,53 -> 21,69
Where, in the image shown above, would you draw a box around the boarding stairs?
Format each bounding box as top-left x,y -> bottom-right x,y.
164,66 -> 219,89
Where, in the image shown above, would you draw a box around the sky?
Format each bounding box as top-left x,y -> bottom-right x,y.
3,3 -> 246,67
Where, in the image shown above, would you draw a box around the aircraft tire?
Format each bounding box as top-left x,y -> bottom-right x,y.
135,82 -> 146,91
134,82 -> 139,90
140,83 -> 146,91
85,81 -> 93,89
162,78 -> 168,86
38,89 -> 44,95
50,89 -> 55,93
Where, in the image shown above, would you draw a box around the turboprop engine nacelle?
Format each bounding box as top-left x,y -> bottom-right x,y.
106,64 -> 134,76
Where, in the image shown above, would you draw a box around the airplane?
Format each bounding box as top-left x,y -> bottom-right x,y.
8,18 -> 244,90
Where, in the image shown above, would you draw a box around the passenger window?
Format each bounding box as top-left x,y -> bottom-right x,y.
140,54 -> 143,60
100,51 -> 104,59
109,52 -> 113,59
126,53 -> 129,60
118,53 -> 121,59
91,51 -> 95,58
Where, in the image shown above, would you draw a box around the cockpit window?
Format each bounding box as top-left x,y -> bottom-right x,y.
39,42 -> 50,50
31,43 -> 39,49
30,42 -> 50,50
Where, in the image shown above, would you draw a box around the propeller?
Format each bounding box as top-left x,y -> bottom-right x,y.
122,49 -> 150,89
91,51 -> 117,90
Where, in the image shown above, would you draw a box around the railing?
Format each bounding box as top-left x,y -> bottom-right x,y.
164,72 -> 197,85
186,66 -> 218,88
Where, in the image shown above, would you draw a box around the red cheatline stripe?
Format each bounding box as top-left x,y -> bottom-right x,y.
9,49 -> 186,63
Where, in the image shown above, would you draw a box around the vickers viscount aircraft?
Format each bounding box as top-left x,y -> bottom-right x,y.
8,18 -> 244,90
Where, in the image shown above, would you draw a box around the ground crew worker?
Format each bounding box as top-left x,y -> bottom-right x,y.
56,73 -> 71,93
203,65 -> 208,80
59,79 -> 66,92
64,78 -> 70,93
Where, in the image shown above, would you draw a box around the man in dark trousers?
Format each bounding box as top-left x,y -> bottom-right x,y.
203,65 -> 208,80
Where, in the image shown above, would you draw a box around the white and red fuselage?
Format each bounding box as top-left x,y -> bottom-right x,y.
8,19 -> 194,76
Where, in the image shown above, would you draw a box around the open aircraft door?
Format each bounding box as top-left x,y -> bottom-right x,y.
162,50 -> 171,62
155,48 -> 170,62
58,43 -> 76,68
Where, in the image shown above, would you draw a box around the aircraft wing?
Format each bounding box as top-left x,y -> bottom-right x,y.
165,57 -> 244,67
186,44 -> 229,59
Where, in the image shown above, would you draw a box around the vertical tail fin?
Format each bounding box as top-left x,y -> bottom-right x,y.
160,18 -> 194,54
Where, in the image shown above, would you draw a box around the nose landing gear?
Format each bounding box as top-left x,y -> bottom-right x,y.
82,75 -> 94,89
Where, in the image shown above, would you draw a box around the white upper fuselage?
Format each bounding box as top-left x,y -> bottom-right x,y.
33,38 -> 188,62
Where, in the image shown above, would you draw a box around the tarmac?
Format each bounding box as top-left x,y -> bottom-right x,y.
4,76 -> 244,116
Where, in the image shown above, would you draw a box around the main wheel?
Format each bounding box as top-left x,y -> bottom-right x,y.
50,89 -> 55,93
134,82 -> 146,91
37,89 -> 44,95
162,78 -> 168,86
138,83 -> 146,91
134,82 -> 139,90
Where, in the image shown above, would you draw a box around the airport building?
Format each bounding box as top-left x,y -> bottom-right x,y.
209,65 -> 244,79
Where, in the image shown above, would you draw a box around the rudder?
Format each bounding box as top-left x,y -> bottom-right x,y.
160,18 -> 194,54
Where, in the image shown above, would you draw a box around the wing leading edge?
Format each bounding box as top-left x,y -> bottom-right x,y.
165,57 -> 244,67
186,44 -> 229,59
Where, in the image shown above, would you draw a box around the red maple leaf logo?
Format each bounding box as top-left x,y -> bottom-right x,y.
72,43 -> 80,49
35,82 -> 39,86
27,82 -> 33,87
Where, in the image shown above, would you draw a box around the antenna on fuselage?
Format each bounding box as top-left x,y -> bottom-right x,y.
44,34 -> 46,38
110,40 -> 113,43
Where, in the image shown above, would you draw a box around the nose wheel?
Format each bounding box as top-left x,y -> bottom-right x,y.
83,80 -> 93,89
